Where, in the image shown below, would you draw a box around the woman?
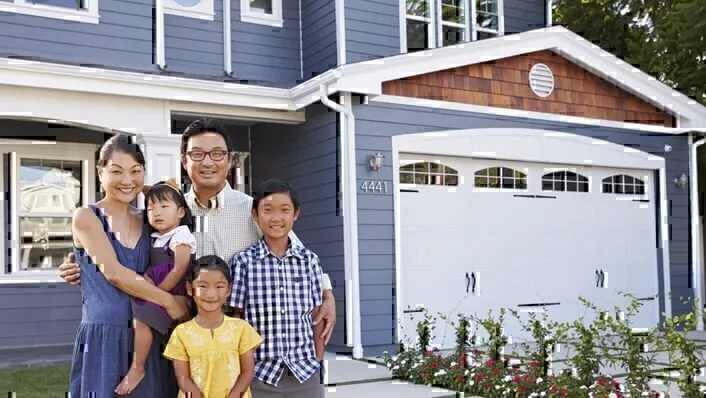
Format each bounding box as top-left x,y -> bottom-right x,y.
69,134 -> 188,397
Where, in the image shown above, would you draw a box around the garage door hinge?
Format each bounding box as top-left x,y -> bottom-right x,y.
513,194 -> 556,199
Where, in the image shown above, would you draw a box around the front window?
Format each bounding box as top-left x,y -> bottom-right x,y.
18,158 -> 83,271
403,0 -> 503,53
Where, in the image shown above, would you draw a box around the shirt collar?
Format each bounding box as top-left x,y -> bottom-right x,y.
255,237 -> 305,261
186,182 -> 232,210
150,225 -> 189,240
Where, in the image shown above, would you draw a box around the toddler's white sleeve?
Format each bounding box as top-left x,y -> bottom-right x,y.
169,226 -> 198,254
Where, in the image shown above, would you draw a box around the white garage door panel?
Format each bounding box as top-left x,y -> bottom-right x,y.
399,153 -> 660,348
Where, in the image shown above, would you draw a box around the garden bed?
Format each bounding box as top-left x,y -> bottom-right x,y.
381,294 -> 706,397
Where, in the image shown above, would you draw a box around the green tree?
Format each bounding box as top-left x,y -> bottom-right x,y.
554,0 -> 706,105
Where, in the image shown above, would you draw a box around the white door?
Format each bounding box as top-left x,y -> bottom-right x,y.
398,154 -> 660,349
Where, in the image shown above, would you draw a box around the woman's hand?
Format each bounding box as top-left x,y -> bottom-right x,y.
164,295 -> 189,320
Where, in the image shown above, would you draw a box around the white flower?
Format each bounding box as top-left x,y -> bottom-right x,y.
469,381 -> 475,386
401,360 -> 406,365
540,393 -> 546,397
504,376 -> 513,382
434,370 -> 447,377
393,366 -> 399,370
536,377 -> 543,384
609,394 -> 618,398
450,362 -> 457,367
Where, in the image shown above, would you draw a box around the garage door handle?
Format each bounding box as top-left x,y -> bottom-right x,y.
465,272 -> 477,294
596,269 -> 606,288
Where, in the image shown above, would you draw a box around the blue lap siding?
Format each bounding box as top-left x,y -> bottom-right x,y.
352,100 -> 690,357
249,103 -> 348,352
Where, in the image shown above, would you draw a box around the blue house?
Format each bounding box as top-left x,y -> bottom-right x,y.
1,0 -> 706,360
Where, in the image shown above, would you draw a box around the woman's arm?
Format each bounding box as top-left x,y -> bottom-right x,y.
157,244 -> 192,292
227,350 -> 255,398
72,207 -> 185,318
173,360 -> 203,398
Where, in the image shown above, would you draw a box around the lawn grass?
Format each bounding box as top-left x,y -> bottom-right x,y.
0,364 -> 71,397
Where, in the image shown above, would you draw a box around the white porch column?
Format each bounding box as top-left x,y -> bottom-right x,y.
233,151 -> 250,193
137,134 -> 183,207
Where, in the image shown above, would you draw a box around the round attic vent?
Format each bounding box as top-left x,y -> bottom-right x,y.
529,63 -> 555,97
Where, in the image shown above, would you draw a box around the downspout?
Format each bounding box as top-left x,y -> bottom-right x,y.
319,82 -> 363,359
690,132 -> 706,330
155,0 -> 167,70
223,0 -> 233,76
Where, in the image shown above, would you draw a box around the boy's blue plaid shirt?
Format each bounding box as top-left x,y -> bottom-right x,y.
228,238 -> 324,387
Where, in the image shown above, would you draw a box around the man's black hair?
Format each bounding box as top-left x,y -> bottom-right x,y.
181,118 -> 233,155
252,178 -> 301,212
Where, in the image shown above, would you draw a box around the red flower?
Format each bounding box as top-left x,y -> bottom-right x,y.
518,385 -> 526,393
529,360 -> 538,367
597,377 -> 605,386
475,374 -> 483,382
457,375 -> 463,382
486,359 -> 496,367
550,385 -> 558,392
431,362 -> 438,368
513,376 -> 521,383
422,373 -> 428,379
487,382 -> 493,389
492,368 -> 500,375
528,377 -> 536,383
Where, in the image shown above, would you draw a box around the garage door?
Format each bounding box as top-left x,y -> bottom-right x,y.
398,154 -> 660,349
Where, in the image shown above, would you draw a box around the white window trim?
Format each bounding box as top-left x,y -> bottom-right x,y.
1,140 -> 97,284
163,0 -> 214,20
0,0 -> 99,24
474,0 -> 504,36
241,0 -> 283,27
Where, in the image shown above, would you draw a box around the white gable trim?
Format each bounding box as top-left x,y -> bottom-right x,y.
333,26 -> 706,127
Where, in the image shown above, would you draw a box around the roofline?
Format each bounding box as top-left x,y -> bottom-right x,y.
332,26 -> 706,126
0,27 -> 704,126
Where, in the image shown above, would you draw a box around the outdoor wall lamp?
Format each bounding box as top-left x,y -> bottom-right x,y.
674,173 -> 688,189
369,152 -> 385,171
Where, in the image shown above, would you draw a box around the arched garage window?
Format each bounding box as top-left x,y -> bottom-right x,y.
602,174 -> 645,195
400,161 -> 459,186
542,171 -> 589,192
474,167 -> 527,189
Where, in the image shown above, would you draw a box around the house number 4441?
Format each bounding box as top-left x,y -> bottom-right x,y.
360,180 -> 389,193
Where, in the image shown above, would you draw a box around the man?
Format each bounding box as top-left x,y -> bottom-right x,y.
58,119 -> 337,344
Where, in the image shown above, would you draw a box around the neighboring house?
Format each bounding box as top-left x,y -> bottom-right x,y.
1,0 -> 706,360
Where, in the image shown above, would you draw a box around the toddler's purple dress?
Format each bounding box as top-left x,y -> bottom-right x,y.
132,233 -> 193,335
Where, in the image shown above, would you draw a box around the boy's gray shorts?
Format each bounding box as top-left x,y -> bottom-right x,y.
251,364 -> 324,398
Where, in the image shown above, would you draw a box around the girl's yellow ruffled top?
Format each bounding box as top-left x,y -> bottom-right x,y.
164,316 -> 262,398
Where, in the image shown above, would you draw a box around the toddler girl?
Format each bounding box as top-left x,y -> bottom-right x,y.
115,178 -> 197,395
163,255 -> 263,398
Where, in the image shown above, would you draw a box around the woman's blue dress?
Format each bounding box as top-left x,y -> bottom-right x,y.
68,204 -> 178,397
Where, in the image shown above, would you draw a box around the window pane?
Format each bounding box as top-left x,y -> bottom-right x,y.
476,0 -> 497,14
442,25 -> 464,46
19,216 -> 73,270
20,158 -> 83,214
406,0 -> 429,17
441,0 -> 465,23
445,175 -> 458,186
400,172 -> 414,184
407,20 -> 430,52
414,173 -> 427,184
250,0 -> 272,14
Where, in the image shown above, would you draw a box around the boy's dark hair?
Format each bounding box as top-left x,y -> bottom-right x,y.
188,255 -> 231,283
252,178 -> 301,213
181,119 -> 233,155
143,181 -> 195,233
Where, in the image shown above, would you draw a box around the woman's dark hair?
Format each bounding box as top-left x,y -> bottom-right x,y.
97,134 -> 146,168
144,181 -> 194,233
188,255 -> 231,283
252,178 -> 300,213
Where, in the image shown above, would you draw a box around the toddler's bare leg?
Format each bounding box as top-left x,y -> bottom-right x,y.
115,318 -> 151,395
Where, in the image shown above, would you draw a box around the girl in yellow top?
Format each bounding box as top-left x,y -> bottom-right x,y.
164,255 -> 262,398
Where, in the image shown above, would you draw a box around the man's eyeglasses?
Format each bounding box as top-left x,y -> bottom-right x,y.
185,150 -> 229,162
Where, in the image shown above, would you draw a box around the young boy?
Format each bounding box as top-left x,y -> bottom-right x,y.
228,178 -> 325,398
